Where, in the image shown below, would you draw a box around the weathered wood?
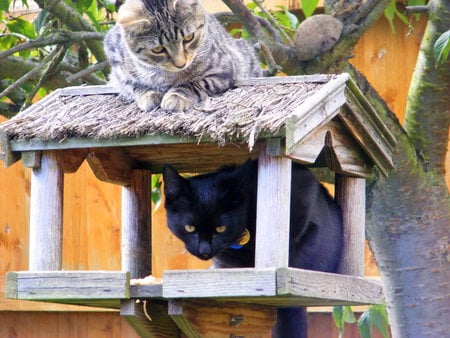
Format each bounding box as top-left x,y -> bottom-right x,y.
335,175 -> 366,276
59,148 -> 88,173
121,300 -> 179,338
288,119 -> 372,177
6,271 -> 130,304
21,151 -> 41,168
237,74 -> 333,86
29,150 -> 63,270
86,147 -> 136,185
162,268 -> 384,306
58,85 -> 118,96
341,84 -> 396,176
0,128 -> 20,167
169,299 -> 275,338
121,169 -> 152,278
277,268 -> 383,305
255,142 -> 291,268
285,74 -> 349,154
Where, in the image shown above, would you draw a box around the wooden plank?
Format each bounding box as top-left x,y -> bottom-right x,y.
285,74 -> 349,154
341,85 -> 396,176
237,74 -> 333,86
169,299 -> 275,338
163,268 -> 277,298
121,169 -> 152,278
335,175 -> 366,276
162,268 -> 383,307
86,147 -> 136,185
58,85 -> 118,96
21,151 -> 41,169
255,141 -> 291,268
278,268 -> 383,305
6,271 -> 130,302
29,150 -> 63,270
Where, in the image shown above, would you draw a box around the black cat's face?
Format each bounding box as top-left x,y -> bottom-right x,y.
163,162 -> 254,260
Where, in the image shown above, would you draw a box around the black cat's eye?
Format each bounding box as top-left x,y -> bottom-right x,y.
215,225 -> 226,233
183,33 -> 194,43
151,45 -> 165,54
184,224 -> 196,233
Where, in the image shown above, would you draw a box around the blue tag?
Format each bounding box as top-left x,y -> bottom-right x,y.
230,243 -> 243,250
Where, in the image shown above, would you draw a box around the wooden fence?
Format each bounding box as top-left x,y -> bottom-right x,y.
0,8 -> 433,338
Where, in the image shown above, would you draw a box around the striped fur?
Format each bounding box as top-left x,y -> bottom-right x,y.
104,0 -> 262,111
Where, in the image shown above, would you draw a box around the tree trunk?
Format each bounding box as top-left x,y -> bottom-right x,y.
361,1 -> 450,335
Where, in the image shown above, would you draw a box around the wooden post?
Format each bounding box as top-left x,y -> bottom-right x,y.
255,141 -> 292,268
29,151 -> 64,271
335,175 -> 366,276
121,169 -> 152,278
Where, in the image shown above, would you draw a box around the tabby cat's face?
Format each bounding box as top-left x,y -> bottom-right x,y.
163,163 -> 254,260
118,0 -> 206,72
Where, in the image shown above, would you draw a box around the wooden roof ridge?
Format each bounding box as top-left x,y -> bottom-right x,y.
0,73 -> 397,175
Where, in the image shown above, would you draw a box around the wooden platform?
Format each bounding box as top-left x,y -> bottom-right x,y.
6,268 -> 383,309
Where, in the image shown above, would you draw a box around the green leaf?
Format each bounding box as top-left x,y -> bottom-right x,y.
6,17 -> 36,39
370,305 -> 390,338
33,9 -> 50,34
0,0 -> 10,12
300,0 -> 319,18
358,310 -> 372,338
384,0 -> 397,33
343,305 -> 357,324
276,5 -> 298,30
332,306 -> 345,338
434,30 -> 450,64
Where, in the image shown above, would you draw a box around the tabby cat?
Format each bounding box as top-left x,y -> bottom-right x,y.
104,0 -> 261,112
163,159 -> 343,338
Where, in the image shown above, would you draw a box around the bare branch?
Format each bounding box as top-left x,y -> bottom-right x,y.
33,0 -> 107,63
0,31 -> 105,60
66,61 -> 109,84
221,0 -> 301,74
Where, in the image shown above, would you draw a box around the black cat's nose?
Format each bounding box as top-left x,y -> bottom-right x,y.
198,242 -> 212,259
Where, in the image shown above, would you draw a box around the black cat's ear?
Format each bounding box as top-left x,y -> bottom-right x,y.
162,164 -> 188,201
219,158 -> 256,193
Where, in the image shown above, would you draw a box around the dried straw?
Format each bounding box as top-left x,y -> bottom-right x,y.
1,81 -> 323,149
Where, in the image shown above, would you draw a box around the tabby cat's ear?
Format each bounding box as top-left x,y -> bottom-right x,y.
163,164 -> 187,199
117,0 -> 149,26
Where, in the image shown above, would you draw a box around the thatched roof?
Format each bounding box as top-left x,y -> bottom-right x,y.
0,74 -> 397,176
1,75 -> 341,149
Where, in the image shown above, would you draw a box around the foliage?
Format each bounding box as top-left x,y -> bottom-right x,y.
383,0 -> 426,33
434,30 -> 450,63
333,305 -> 390,338
0,0 -> 110,115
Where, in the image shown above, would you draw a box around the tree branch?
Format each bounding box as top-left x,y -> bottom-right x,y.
221,0 -> 301,74
33,0 -> 107,64
0,31 -> 105,60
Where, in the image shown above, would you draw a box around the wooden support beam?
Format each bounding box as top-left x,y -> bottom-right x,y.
121,169 -> 154,337
168,299 -> 276,338
29,151 -> 63,270
255,141 -> 291,268
121,169 -> 152,278
86,147 -> 136,185
335,175 -> 366,276
121,300 -> 180,338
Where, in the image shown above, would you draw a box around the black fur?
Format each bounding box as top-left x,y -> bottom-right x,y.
163,159 -> 343,337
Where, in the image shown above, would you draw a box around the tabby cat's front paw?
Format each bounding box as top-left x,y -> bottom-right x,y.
136,91 -> 163,111
161,91 -> 195,112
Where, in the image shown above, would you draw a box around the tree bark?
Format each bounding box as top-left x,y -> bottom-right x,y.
404,0 -> 450,175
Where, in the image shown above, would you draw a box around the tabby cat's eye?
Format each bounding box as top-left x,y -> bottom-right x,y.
215,225 -> 226,233
151,46 -> 165,54
184,225 -> 196,233
183,33 -> 194,43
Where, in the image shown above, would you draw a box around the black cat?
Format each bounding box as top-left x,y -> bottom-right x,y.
163,159 -> 343,338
